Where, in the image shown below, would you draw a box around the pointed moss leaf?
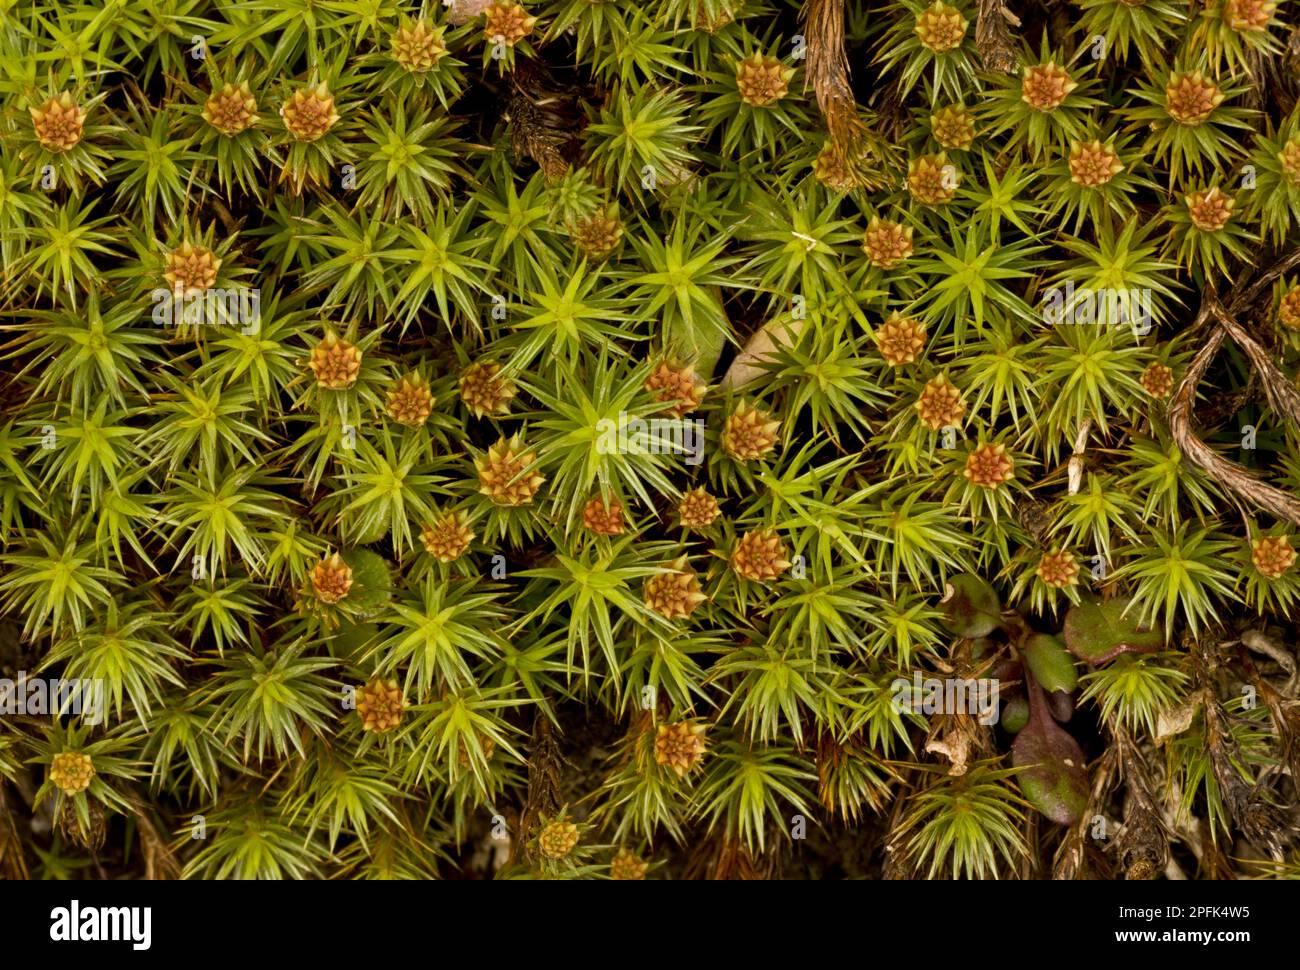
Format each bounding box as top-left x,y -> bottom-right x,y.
939,573 -> 1003,638
1012,688 -> 1089,825
1021,633 -> 1077,694
1063,597 -> 1164,665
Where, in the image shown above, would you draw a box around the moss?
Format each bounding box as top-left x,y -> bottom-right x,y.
0,0 -> 1298,881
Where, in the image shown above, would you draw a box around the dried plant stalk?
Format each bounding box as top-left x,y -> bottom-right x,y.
1210,303 -> 1300,426
0,785 -> 30,880
508,60 -> 570,182
975,0 -> 1019,74
1168,288 -> 1300,526
800,0 -> 864,156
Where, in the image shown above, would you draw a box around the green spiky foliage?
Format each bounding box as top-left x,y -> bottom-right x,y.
1075,0 -> 1187,67
1,0 -> 1300,886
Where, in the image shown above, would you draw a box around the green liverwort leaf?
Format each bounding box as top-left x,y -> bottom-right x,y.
1012,685 -> 1089,826
1063,596 -> 1164,665
1020,633 -> 1078,695
939,573 -> 1003,638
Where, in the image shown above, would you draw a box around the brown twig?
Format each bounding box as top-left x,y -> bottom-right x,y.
507,59 -> 572,183
1110,720 -> 1172,880
1209,302 -> 1300,425
1191,637 -> 1291,861
1052,740 -> 1117,880
1167,288 -> 1300,526
800,0 -> 865,157
125,792 -> 181,880
518,711 -> 565,861
0,784 -> 30,879
975,0 -> 1020,75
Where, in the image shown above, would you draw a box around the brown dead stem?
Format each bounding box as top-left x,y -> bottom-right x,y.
1191,637 -> 1292,861
1110,720 -> 1171,880
975,0 -> 1019,74
125,792 -> 181,880
508,60 -> 570,183
0,784 -> 30,879
518,711 -> 565,858
1167,278 -> 1300,526
800,0 -> 864,157
1052,741 -> 1117,880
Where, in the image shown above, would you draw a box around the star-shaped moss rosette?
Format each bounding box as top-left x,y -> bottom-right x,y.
874,0 -> 979,102
1036,131 -> 1157,234
1235,530 -> 1300,613
1189,0 -> 1284,76
29,721 -> 140,843
292,326 -> 392,439
479,2 -> 540,74
1162,182 -> 1258,278
20,88 -> 115,193
1123,63 -> 1256,187
173,65 -> 273,200
1075,0 -> 1188,66
269,72 -> 359,193
692,48 -> 808,158
981,39 -> 1104,159
946,437 -> 1025,524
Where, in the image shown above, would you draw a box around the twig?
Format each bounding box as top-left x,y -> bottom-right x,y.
1210,302 -> 1300,425
1167,290 -> 1300,525
125,792 -> 181,880
975,0 -> 1019,74
0,784 -> 30,879
800,0 -> 865,157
